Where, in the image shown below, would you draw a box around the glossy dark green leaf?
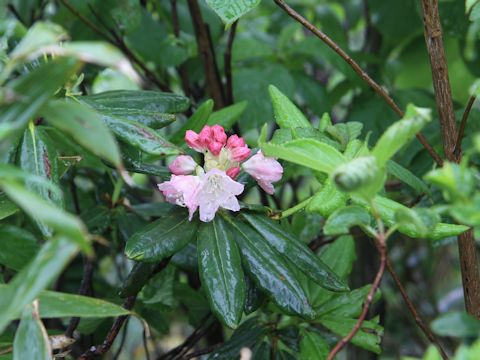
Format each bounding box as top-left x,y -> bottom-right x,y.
171,243 -> 198,271
306,180 -> 348,217
0,58 -> 80,142
269,85 -> 312,129
207,318 -> 266,360
0,225 -> 39,271
242,213 -> 348,292
198,217 -> 246,328
125,209 -> 199,262
319,315 -> 383,354
18,125 -> 61,236
41,100 -> 121,167
207,101 -> 248,130
174,283 -> 210,327
142,264 -> 177,308
171,100 -> 214,144
244,274 -> 264,315
225,216 -> 315,319
299,329 -> 329,360
99,113 -> 181,156
323,205 -> 371,236
120,142 -> 170,177
0,180 -> 90,253
0,237 -> 78,333
13,302 -> 51,360
431,311 -> 480,337
119,262 -> 157,298
79,90 -> 190,114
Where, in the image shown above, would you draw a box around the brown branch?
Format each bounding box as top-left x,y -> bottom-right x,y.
421,0 -> 480,319
386,257 -> 449,360
273,0 -> 443,166
187,0 -> 225,109
421,0 -> 457,161
171,0 -> 192,98
78,295 -> 137,360
224,20 -> 238,105
326,231 -> 386,360
454,94 -> 476,158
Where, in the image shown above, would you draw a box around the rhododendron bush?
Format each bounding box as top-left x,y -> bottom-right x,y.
2,1 -> 480,359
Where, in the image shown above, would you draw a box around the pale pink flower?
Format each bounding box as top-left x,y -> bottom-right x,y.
194,169 -> 244,222
169,155 -> 197,175
158,175 -> 200,220
242,151 -> 283,194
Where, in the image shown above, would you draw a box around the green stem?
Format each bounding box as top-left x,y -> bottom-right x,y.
111,177 -> 124,205
270,196 -> 313,220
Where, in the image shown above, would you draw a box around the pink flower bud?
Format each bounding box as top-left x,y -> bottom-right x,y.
169,155 -> 197,175
211,125 -> 227,145
230,146 -> 251,162
242,151 -> 283,194
198,126 -> 213,147
226,134 -> 245,149
226,166 -> 240,179
207,141 -> 223,156
185,130 -> 205,152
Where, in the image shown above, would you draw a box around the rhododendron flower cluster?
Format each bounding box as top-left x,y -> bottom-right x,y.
158,125 -> 283,222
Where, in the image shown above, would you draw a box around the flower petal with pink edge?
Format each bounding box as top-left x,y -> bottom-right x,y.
226,166 -> 240,179
185,130 -> 205,152
158,175 -> 200,220
242,150 -> 283,195
169,155 -> 197,175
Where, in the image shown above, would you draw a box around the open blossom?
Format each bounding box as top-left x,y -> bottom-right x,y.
157,125 -> 283,222
157,175 -> 200,220
169,155 -> 197,175
242,150 -> 283,194
195,169 -> 244,222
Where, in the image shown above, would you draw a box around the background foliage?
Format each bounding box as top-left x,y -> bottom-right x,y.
1,0 -> 480,359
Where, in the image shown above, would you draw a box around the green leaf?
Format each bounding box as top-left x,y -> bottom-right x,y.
9,22 -> 67,63
394,208 -> 440,238
79,90 -> 190,114
324,205 -> 371,236
319,315 -> 383,353
198,217 -> 246,328
299,329 -> 329,360
306,180 -> 348,217
431,311 -> 480,337
41,99 -> 121,167
269,85 -> 312,129
316,285 -> 378,318
261,138 -> 346,174
0,192 -> 19,220
125,210 -> 199,262
424,162 -> 475,202
225,216 -> 315,319
119,262 -> 157,298
18,125 -> 61,236
171,99 -> 214,144
207,318 -> 266,360
0,58 -> 80,142
354,195 -> 468,240
207,101 -> 248,130
0,180 -> 90,253
0,237 -> 78,333
205,0 -> 261,26
142,264 -> 177,308
0,225 -> 39,271
372,104 -> 431,167
13,302 -> 51,360
386,160 -> 429,194
332,156 -> 384,199
241,213 -> 348,292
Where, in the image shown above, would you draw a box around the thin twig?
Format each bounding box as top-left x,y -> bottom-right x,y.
386,257 -> 449,360
7,4 -> 27,26
143,328 -> 151,360
78,295 -> 137,360
326,231 -> 387,360
273,0 -> 443,166
224,20 -> 238,105
112,317 -> 130,360
454,94 -> 477,159
187,0 -> 225,108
